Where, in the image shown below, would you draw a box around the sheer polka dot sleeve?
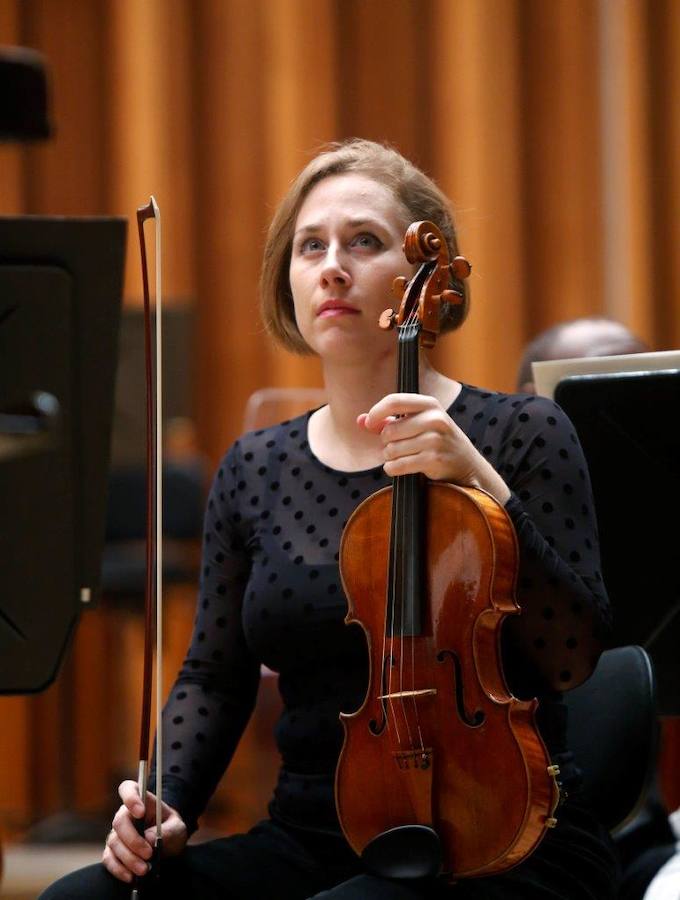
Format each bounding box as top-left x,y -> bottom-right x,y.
494,395 -> 611,693
150,442 -> 261,833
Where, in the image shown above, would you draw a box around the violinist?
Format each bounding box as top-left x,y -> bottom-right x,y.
41,139 -> 619,899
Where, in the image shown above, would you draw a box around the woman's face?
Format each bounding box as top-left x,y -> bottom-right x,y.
288,173 -> 414,362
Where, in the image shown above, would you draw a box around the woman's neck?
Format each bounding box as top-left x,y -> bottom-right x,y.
308,352 -> 461,472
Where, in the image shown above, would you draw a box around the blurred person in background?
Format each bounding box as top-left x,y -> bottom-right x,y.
516,316 -> 649,395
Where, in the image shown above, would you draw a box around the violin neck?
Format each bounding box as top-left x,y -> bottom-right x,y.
397,321 -> 420,395
387,325 -> 424,637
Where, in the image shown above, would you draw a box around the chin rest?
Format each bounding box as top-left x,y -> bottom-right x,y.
361,825 -> 442,880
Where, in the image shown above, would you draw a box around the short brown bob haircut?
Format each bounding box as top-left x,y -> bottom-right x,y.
260,138 -> 470,354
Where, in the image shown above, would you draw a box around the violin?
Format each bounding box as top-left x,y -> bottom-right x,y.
335,222 -> 560,881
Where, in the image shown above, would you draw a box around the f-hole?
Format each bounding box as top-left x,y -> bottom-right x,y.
369,654 -> 395,735
437,649 -> 485,727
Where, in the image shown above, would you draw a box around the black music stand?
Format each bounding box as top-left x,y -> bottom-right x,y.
0,216 -> 126,694
554,369 -> 680,715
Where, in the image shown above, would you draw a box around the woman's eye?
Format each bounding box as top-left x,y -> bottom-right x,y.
351,233 -> 382,250
299,237 -> 325,253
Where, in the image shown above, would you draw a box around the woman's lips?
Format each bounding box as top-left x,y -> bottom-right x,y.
317,301 -> 360,317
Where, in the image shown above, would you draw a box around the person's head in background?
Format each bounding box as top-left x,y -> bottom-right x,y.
517,316 -> 649,394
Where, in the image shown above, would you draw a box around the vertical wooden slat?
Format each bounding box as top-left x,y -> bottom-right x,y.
0,696 -> 31,826
659,719 -> 680,813
71,610 -> 115,812
598,0 -> 654,342
258,0 -> 339,398
0,0 -> 25,213
20,0 -> 106,214
521,0 -> 604,336
193,0 -> 339,466
0,0 -> 29,826
430,0 -> 526,393
105,0 -> 196,305
191,0 -> 270,464
336,0 -> 433,170
647,0 -> 680,350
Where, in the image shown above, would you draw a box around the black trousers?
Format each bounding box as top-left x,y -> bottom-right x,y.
39,802 -> 620,900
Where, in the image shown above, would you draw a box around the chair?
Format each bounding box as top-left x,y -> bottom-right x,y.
102,460 -> 205,598
242,386 -> 326,433
564,645 -> 676,899
564,644 -> 658,834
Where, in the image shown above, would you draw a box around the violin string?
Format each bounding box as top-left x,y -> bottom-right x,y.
387,319 -> 405,748
407,306 -> 425,756
401,312 -> 413,749
401,307 -> 422,754
398,314 -> 413,751
383,317 -> 401,748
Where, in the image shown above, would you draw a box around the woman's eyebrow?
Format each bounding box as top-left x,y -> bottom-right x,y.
293,217 -> 384,238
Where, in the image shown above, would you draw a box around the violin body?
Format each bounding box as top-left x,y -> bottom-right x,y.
336,481 -> 560,879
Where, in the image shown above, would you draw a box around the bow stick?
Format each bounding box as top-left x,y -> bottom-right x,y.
133,197 -> 163,897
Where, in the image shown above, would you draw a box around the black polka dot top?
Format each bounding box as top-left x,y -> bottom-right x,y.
154,385 -> 611,836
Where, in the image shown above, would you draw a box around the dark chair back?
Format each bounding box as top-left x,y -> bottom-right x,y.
564,645 -> 658,834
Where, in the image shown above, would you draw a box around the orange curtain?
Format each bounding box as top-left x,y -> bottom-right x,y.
1,0 -> 679,831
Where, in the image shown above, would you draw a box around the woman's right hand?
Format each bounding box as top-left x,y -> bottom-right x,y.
102,780 -> 189,883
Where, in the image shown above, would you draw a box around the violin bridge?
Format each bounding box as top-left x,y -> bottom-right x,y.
378,688 -> 437,700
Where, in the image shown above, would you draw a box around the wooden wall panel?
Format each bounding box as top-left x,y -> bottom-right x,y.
259,0 -> 338,395
106,0 -> 197,304
20,0 -> 106,215
648,0 -> 680,349
0,697 -> 31,827
0,0 -> 24,213
430,0 -> 526,393
336,0 -> 433,171
1,0 -> 679,841
521,0 -> 604,336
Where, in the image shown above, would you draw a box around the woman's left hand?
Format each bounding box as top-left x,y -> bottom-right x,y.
358,393 -> 511,505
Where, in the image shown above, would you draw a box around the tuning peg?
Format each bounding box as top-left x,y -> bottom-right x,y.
440,289 -> 464,306
450,257 -> 472,280
379,308 -> 397,330
392,276 -> 408,299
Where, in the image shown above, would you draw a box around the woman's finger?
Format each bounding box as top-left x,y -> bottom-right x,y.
102,824 -> 149,883
102,844 -> 133,884
107,828 -> 151,878
112,804 -> 154,859
118,779 -> 147,821
383,432 -> 441,462
383,452 -> 423,478
365,393 -> 439,427
358,412 -> 397,434
380,409 -> 453,443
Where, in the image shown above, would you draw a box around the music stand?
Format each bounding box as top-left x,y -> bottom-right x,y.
0,215 -> 126,694
552,368 -> 680,715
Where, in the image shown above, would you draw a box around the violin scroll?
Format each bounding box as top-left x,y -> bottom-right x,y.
380,221 -> 471,349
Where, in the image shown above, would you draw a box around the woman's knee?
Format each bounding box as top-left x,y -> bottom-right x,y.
38,862 -> 128,900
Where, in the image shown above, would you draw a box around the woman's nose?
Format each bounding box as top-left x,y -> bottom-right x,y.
320,246 -> 350,288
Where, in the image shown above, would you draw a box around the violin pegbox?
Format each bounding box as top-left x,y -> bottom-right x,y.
379,225 -> 472,345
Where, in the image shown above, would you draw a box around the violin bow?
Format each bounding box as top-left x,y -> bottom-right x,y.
133,197 -> 163,897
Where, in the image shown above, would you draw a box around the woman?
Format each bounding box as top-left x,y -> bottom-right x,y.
41,139 -> 619,899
